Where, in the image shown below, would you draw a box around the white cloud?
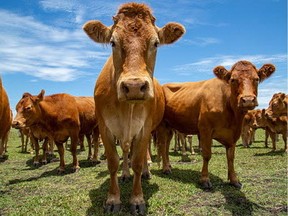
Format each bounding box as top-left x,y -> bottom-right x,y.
0,9 -> 110,82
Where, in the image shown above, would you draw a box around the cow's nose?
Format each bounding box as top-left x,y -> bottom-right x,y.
12,120 -> 21,128
241,95 -> 258,107
121,79 -> 148,99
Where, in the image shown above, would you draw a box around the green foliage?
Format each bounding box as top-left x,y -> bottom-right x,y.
0,129 -> 287,215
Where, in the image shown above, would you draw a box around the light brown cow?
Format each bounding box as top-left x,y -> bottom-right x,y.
264,92 -> 287,152
18,127 -> 31,153
0,78 -> 11,158
83,2 -> 185,214
74,96 -> 99,162
157,60 -> 275,189
12,90 -> 80,173
241,110 -> 258,147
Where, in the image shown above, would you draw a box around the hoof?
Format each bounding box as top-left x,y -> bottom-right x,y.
104,203 -> 121,213
72,167 -> 80,173
229,182 -> 242,189
42,160 -> 48,165
33,162 -> 40,167
162,169 -> 172,175
130,203 -> 146,216
142,172 -> 152,180
201,181 -> 212,190
120,175 -> 130,183
57,168 -> 65,174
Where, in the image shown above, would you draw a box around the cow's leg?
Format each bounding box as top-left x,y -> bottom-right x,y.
87,134 -> 93,160
0,139 -> 4,157
30,136 -> 40,166
121,149 -> 131,182
20,132 -> 25,152
90,127 -> 100,163
41,138 -> 48,164
101,127 -> 121,213
55,141 -> 65,173
187,135 -> 195,155
79,134 -> 85,151
70,133 -> 80,172
24,134 -> 29,153
226,144 -> 242,188
270,132 -> 277,151
264,128 -> 269,148
142,147 -> 151,179
130,137 -> 148,215
199,129 -> 212,189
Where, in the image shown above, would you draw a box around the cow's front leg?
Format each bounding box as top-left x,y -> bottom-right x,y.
102,129 -> 121,213
130,139 -> 148,215
121,150 -> 131,182
226,145 -> 242,188
30,136 -> 40,167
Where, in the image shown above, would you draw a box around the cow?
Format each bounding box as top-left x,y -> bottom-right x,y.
12,90 -> 81,173
241,110 -> 258,147
263,92 -> 287,152
157,60 -> 275,189
18,127 -> 32,153
0,78 -> 11,158
83,2 -> 185,214
74,96 -> 99,162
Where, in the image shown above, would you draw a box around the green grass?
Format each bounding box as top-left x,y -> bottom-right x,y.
0,128 -> 287,215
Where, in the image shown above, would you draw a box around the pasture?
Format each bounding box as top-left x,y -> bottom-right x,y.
0,128 -> 287,216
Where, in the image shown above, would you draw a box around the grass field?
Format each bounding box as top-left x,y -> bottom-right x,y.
0,128 -> 287,216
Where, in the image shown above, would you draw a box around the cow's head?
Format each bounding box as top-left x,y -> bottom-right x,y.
12,90 -> 45,129
83,2 -> 185,103
213,60 -> 275,111
265,92 -> 287,117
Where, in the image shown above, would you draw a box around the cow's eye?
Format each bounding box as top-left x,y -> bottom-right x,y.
254,78 -> 259,83
110,40 -> 116,47
154,41 -> 159,48
25,105 -> 32,111
230,78 -> 237,84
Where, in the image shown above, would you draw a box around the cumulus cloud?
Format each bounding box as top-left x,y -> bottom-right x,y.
0,9 -> 110,82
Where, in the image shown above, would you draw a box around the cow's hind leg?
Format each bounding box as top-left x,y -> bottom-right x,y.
70,133 -> 80,172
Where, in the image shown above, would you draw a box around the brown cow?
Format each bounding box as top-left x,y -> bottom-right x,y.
0,78 -> 11,158
83,2 -> 185,214
12,90 -> 80,173
74,96 -> 99,162
158,60 -> 275,189
18,127 -> 31,153
263,92 -> 287,152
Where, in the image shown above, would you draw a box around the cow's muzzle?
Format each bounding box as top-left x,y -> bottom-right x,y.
118,78 -> 153,102
239,95 -> 258,109
12,120 -> 25,129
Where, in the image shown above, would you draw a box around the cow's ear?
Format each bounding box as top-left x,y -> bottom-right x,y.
36,89 -> 45,102
158,22 -> 185,45
83,20 -> 112,44
213,66 -> 231,82
261,109 -> 266,117
258,64 -> 275,82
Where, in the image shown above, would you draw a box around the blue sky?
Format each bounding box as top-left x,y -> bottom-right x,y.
0,0 -> 287,114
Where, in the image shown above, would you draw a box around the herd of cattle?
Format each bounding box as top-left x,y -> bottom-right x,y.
0,2 -> 287,215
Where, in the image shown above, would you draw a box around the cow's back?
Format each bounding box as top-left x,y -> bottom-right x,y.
163,78 -> 230,134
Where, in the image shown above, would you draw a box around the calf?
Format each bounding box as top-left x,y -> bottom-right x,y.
158,60 -> 275,189
83,2 -> 185,214
12,90 -> 80,173
0,78 -> 11,158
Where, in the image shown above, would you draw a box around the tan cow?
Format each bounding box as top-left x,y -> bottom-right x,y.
12,90 -> 80,173
74,96 -> 99,162
263,92 -> 287,152
157,60 -> 275,189
0,78 -> 11,158
83,2 -> 185,214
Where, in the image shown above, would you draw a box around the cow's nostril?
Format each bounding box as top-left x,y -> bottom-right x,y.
121,83 -> 129,94
140,81 -> 148,92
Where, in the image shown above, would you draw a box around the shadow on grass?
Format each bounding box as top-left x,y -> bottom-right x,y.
254,149 -> 286,156
87,171 -> 159,216
0,154 -> 9,163
8,158 -> 103,185
152,168 -> 266,216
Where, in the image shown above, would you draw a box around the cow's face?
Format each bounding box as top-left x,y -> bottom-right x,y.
214,61 -> 275,111
12,90 -> 45,129
266,93 -> 287,117
83,3 -> 185,103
